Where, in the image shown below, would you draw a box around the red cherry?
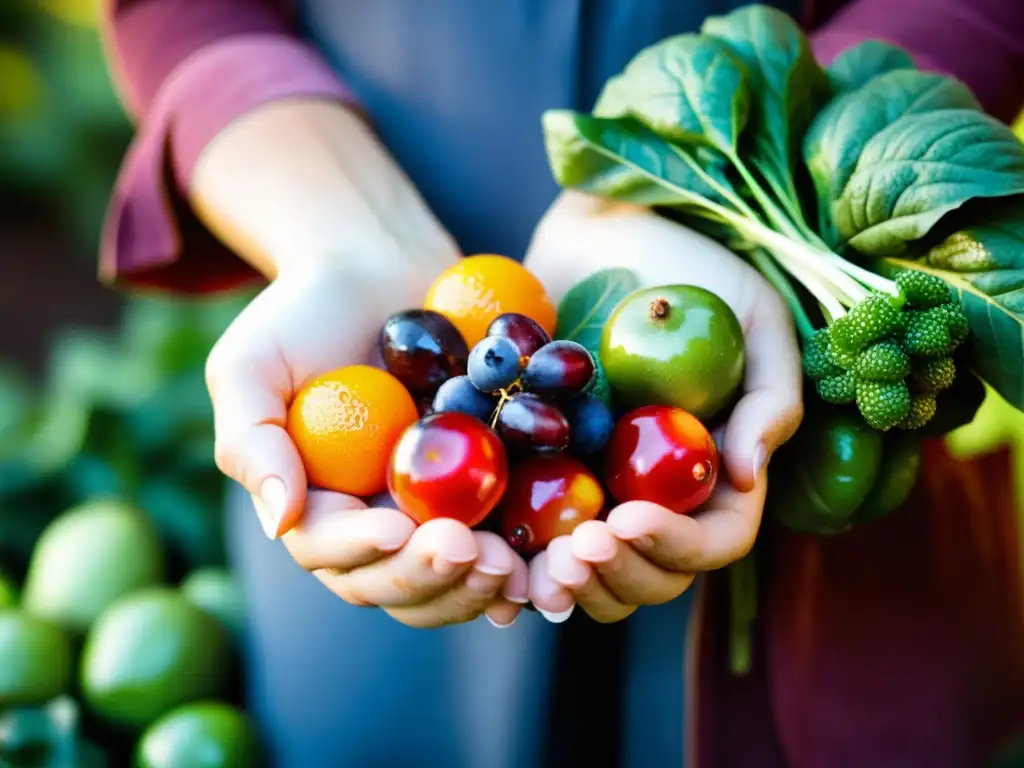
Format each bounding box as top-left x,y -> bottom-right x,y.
605,405 -> 718,514
500,455 -> 604,554
388,412 -> 508,527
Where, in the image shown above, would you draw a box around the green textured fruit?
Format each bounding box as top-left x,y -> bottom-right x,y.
81,588 -> 231,727
817,372 -> 857,404
899,307 -> 952,358
134,702 -> 264,768
0,611 -> 72,707
803,329 -> 843,380
934,302 -> 970,347
181,569 -> 245,642
599,285 -> 745,421
856,379 -> 912,431
854,433 -> 923,523
894,271 -> 952,307
852,341 -> 911,382
898,393 -> 938,429
911,357 -> 956,393
827,341 -> 858,369
23,498 -> 164,633
769,408 -> 885,534
829,294 -> 902,353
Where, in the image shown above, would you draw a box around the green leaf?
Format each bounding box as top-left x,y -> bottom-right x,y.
701,4 -> 830,218
805,71 -> 982,244
881,201 -> 1024,409
542,110 -> 729,205
836,109 -> 1024,255
592,33 -> 749,154
826,40 -> 917,93
555,269 -> 640,354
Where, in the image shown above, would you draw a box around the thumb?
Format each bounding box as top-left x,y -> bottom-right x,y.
206,324 -> 308,540
723,306 -> 803,492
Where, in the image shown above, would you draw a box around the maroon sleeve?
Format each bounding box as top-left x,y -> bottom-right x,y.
811,0 -> 1024,122
100,0 -> 355,294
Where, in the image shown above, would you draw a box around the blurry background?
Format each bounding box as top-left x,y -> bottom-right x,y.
0,3 -> 1023,766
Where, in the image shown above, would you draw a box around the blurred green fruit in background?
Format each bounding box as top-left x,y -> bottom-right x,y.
0,573 -> 17,609
23,498 -> 164,633
181,569 -> 245,643
0,611 -> 72,707
134,702 -> 264,768
80,588 -> 231,727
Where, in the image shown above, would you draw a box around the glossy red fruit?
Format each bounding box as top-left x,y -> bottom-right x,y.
486,313 -> 551,359
605,405 -> 718,514
501,455 -> 604,554
495,393 -> 570,453
387,412 -> 508,527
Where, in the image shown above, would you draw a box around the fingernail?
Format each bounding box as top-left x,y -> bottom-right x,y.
474,562 -> 513,577
548,556 -> 590,588
505,593 -> 529,604
375,532 -> 409,553
753,443 -> 768,477
630,535 -> 654,552
433,557 -> 458,576
538,605 -> 575,624
487,614 -> 517,629
253,477 -> 287,539
465,568 -> 502,594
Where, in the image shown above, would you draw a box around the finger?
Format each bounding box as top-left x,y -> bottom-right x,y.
282,491 -> 415,572
206,313 -> 307,539
724,301 -> 803,492
546,536 -> 635,624
528,550 -> 576,621
318,518 -> 479,607
571,521 -> 693,606
385,532 -> 516,628
484,599 -> 525,629
606,478 -> 765,573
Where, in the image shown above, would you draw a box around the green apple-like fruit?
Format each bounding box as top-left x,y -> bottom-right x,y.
599,285 -> 745,421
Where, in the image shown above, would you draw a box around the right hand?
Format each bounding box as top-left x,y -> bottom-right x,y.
205,260 -> 528,628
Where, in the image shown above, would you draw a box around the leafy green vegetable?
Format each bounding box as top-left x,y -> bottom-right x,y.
804,71 -> 981,243
883,202 -> 1024,409
701,5 -> 830,228
555,268 -> 640,352
825,40 -> 916,93
835,109 -> 1024,255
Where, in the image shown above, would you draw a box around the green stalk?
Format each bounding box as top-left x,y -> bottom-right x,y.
750,249 -> 816,341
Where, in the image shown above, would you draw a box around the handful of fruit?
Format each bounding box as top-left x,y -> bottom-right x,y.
287,256 -> 743,558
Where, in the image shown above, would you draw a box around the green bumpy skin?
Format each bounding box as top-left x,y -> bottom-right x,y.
898,393 -> 938,429
827,340 -> 858,369
852,341 -> 911,382
817,372 -> 857,404
829,294 -> 903,354
894,271 -> 952,308
934,302 -> 970,348
856,379 -> 912,431
899,307 -> 952,358
804,329 -> 843,380
911,356 -> 956,394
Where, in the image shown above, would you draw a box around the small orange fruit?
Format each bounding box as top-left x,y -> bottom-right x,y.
423,254 -> 557,347
287,366 -> 418,497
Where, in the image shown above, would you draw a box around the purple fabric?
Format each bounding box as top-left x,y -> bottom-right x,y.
100,2 -> 1024,765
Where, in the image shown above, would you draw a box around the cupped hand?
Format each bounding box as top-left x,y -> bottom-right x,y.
205,260 -> 528,628
523,192 -> 803,622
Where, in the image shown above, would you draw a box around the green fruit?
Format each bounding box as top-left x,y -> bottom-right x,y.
134,702 -> 264,768
854,434 -> 923,523
769,408 -> 885,534
0,572 -> 17,609
181,569 -> 245,642
0,611 -> 72,707
81,588 -> 231,727
599,285 -> 744,421
23,498 -> 164,633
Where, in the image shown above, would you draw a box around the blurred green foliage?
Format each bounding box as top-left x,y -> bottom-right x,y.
0,1 -> 254,581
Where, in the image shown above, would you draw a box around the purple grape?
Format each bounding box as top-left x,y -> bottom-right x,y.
567,394 -> 614,455
380,310 -> 468,395
468,336 -> 523,393
521,341 -> 595,397
487,313 -> 551,359
432,376 -> 498,423
495,393 -> 570,453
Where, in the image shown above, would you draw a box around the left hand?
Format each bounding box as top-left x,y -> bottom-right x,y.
523,192 -> 804,623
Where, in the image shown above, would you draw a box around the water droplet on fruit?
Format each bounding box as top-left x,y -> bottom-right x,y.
692,462 -> 707,481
